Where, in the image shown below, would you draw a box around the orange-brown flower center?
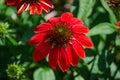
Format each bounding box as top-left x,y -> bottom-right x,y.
22,0 -> 39,3
49,22 -> 72,45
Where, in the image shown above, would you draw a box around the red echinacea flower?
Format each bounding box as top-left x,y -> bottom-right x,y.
29,12 -> 93,72
6,0 -> 54,15
107,0 -> 120,7
117,21 -> 120,29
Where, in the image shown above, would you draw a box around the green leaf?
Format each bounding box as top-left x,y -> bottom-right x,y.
7,36 -> 18,45
88,23 -> 116,36
98,35 -> 106,52
78,0 -> 96,21
75,65 -> 89,80
115,36 -> 120,46
71,0 -> 80,17
98,52 -> 106,72
107,50 -> 115,65
0,0 -> 4,5
74,74 -> 84,80
100,0 -> 117,24
33,67 -> 55,80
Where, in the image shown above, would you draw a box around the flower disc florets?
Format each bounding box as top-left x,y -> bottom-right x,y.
49,22 -> 72,45
23,0 -> 38,3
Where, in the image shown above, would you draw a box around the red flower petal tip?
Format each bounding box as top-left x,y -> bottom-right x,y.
117,21 -> 120,29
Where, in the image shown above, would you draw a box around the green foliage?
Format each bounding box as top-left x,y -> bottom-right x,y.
33,67 -> 55,80
88,23 -> 116,36
77,0 -> 96,21
0,0 -> 120,80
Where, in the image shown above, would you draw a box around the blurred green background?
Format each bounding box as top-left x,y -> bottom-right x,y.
0,0 -> 120,80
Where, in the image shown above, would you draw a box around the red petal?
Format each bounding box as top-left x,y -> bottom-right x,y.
70,40 -> 85,59
41,0 -> 54,8
6,0 -> 18,5
33,41 -> 51,62
25,4 -> 30,11
29,33 -> 47,45
72,24 -> 89,34
68,18 -> 83,26
30,3 -> 37,15
48,17 -> 60,25
66,44 -> 78,66
48,46 -> 59,70
36,2 -> 42,14
34,23 -> 52,33
117,21 -> 120,29
73,34 -> 93,48
61,12 -> 73,22
57,47 -> 69,72
41,2 -> 50,13
17,2 -> 27,14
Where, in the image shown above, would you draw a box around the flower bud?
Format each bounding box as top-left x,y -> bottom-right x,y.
6,63 -> 24,79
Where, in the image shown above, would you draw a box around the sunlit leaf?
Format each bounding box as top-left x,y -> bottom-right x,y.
33,67 -> 55,80
88,23 -> 116,36
115,36 -> 120,46
7,36 -> 18,45
78,0 -> 96,21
